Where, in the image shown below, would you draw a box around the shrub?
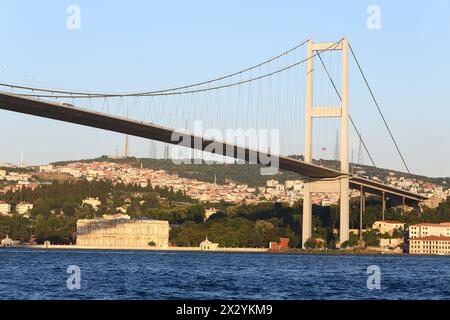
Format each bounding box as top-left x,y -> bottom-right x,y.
304,237 -> 317,249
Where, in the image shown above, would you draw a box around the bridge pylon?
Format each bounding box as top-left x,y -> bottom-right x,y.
302,38 -> 350,248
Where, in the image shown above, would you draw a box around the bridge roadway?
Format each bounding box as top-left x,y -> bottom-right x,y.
0,91 -> 427,204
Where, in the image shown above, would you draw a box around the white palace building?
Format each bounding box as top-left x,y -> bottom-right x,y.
76,214 -> 169,248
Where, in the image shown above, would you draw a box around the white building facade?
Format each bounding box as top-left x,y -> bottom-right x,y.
410,236 -> 450,255
76,216 -> 169,248
16,202 -> 33,215
0,201 -> 11,215
409,223 -> 450,239
372,220 -> 405,236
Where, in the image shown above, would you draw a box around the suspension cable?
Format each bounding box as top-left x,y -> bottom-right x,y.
11,40 -> 344,99
315,50 -> 377,168
348,43 -> 411,177
0,40 -> 309,98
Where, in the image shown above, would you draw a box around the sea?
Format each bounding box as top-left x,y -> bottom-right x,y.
0,248 -> 449,300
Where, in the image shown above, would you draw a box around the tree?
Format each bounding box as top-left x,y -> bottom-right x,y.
255,220 -> 274,236
363,229 -> 381,246
304,237 -> 317,249
341,233 -> 358,248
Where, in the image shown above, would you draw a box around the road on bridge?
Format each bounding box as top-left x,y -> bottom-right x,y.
0,91 -> 427,206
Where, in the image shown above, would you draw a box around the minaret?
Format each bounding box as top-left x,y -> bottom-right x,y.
357,132 -> 364,165
334,129 -> 340,161
124,135 -> 129,158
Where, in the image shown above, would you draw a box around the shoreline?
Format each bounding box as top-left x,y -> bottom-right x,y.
4,245 -> 449,257
25,244 -> 269,253
4,245 -> 446,257
0,245 -> 399,255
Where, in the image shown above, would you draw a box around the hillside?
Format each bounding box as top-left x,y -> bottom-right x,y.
52,155 -> 450,188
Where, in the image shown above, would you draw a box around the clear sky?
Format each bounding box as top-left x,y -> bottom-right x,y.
0,0 -> 449,177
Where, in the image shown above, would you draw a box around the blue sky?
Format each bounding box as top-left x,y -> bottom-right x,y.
0,1 -> 449,177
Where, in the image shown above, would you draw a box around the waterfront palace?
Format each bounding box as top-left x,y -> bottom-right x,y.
76,214 -> 169,248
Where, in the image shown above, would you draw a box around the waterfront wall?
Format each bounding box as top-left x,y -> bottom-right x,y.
31,244 -> 268,253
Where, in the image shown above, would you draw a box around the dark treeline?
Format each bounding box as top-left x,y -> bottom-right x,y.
172,196 -> 450,248
171,202 -> 302,248
0,179 -> 197,244
1,177 -> 449,249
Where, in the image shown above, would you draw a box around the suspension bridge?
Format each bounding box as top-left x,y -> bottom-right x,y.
0,37 -> 427,247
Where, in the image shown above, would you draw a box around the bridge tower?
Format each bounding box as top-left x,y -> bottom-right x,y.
302,38 -> 350,248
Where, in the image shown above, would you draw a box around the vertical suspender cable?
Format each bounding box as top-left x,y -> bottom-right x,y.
348,43 -> 411,177
315,50 -> 377,169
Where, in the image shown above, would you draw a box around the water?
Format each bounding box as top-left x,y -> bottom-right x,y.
1,248 -> 449,300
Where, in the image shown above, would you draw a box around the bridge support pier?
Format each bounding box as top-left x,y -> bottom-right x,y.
340,177 -> 350,244
301,38 -> 350,249
302,183 -> 312,246
302,178 -> 349,248
359,185 -> 365,240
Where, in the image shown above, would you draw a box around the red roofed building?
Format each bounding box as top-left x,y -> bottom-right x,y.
372,220 -> 405,236
269,238 -> 290,251
409,236 -> 450,255
409,222 -> 450,239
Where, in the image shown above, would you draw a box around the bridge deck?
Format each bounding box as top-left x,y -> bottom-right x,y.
0,91 -> 427,203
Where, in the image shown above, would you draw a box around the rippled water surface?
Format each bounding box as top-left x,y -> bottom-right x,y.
1,249 -> 449,300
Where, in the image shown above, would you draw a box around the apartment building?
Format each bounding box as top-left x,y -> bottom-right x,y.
409,236 -> 450,255
0,201 -> 11,215
409,223 -> 450,239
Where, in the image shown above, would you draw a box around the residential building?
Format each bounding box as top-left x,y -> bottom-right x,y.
39,165 -> 53,172
266,179 -> 278,188
409,236 -> 450,255
0,201 -> 11,215
409,223 -> 450,239
372,220 -> 405,236
16,202 -> 33,215
380,238 -> 403,249
423,196 -> 443,209
82,197 -> 101,210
